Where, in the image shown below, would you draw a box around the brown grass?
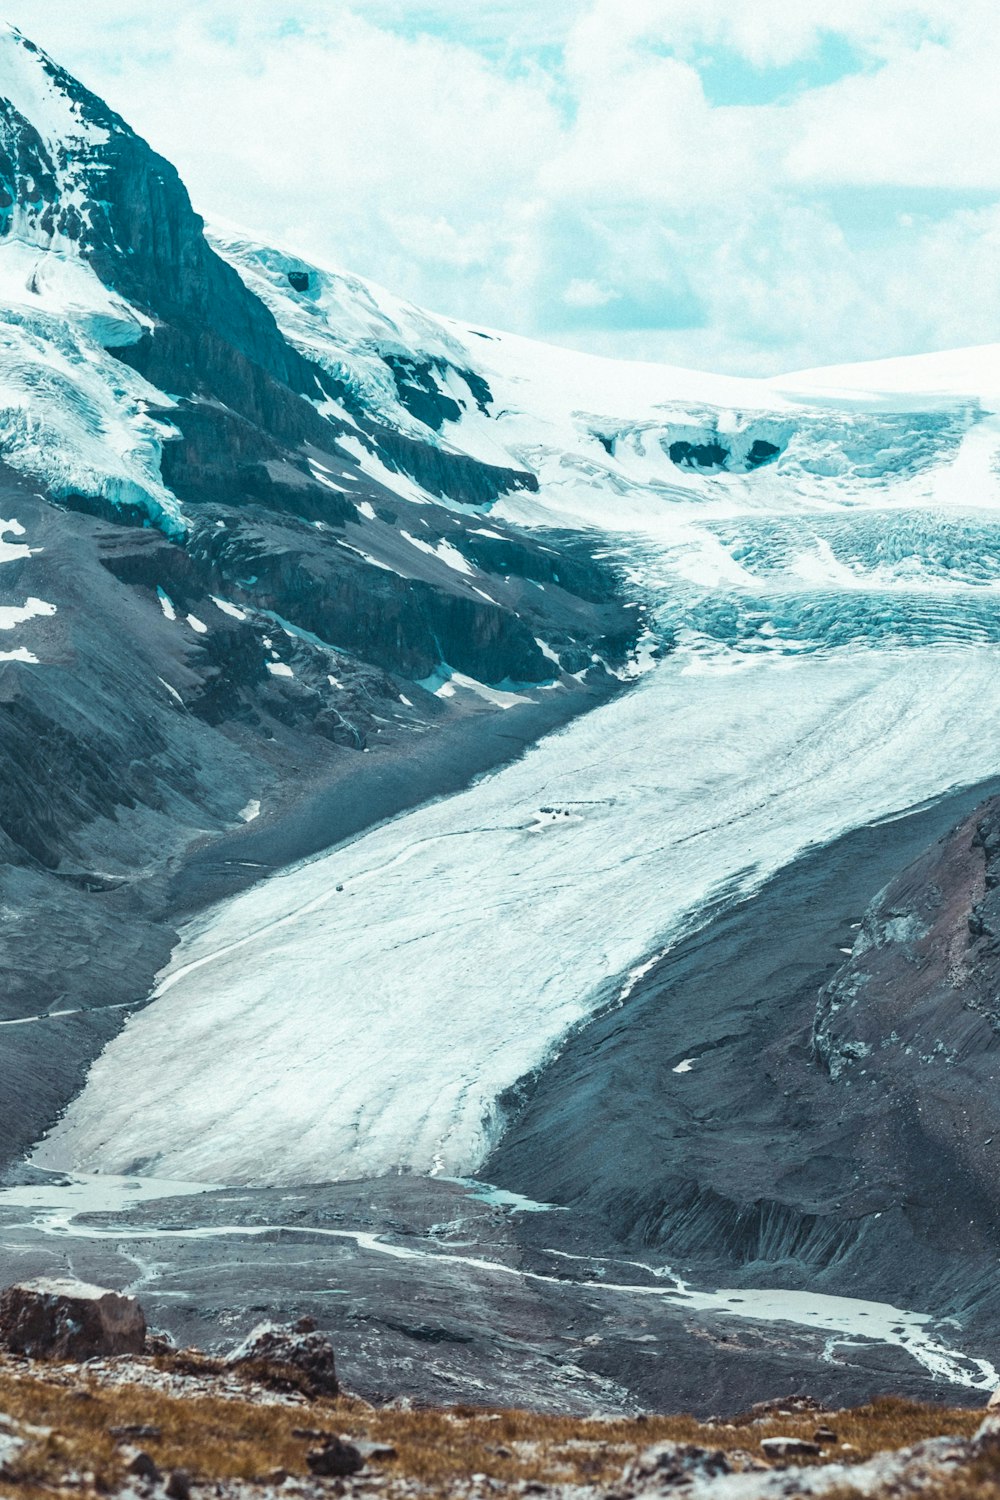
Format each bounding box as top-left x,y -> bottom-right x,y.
0,1353 -> 988,1498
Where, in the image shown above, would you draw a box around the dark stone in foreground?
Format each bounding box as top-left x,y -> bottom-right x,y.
0,1278 -> 146,1360
125,1452 -> 161,1482
307,1439 -> 365,1477
165,1469 -> 192,1500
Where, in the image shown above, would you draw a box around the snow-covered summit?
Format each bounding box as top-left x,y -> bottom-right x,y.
0,21 -> 108,137
0,23 -> 121,249
0,27 -> 186,531
210,224 -> 1000,547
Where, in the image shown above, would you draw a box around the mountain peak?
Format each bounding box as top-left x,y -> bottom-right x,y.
0,23 -> 120,253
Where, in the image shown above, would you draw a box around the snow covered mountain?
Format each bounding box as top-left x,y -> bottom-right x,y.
5,20 -> 1000,1410
0,20 -> 648,1156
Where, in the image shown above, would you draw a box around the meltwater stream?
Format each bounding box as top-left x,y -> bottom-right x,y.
37,511 -> 1000,1185
0,1173 -> 994,1392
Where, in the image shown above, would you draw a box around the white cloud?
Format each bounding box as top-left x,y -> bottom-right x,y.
786,34 -> 1000,189
562,278 -> 621,309
6,0 -> 1000,374
564,0 -> 967,73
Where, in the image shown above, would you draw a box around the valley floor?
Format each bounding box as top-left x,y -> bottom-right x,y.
6,777 -> 1000,1417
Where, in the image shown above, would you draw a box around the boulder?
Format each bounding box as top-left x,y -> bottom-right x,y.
0,1279 -> 145,1360
622,1442 -> 730,1489
738,1395 -> 821,1423
225,1319 -> 339,1396
166,1469 -> 192,1500
125,1451 -> 161,1482
760,1437 -> 822,1459
307,1439 -> 365,1478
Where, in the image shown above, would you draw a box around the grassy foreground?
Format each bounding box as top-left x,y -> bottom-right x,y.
0,1349 -> 993,1498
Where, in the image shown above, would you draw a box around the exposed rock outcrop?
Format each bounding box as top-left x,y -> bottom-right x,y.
0,1278 -> 145,1359
226,1319 -> 339,1398
485,782 -> 1000,1349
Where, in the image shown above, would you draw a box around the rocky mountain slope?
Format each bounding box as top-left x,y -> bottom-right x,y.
0,22 -> 643,1158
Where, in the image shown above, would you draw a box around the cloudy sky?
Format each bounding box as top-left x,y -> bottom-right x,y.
9,1 -> 1000,374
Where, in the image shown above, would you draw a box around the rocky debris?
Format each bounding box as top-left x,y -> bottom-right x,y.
759,1436 -> 821,1459
0,1331 -> 989,1500
226,1318 -> 339,1397
812,1427 -> 837,1444
614,1426 -> 983,1500
621,1442 -> 731,1490
306,1437 -> 365,1477
0,1278 -> 145,1360
738,1396 -> 821,1423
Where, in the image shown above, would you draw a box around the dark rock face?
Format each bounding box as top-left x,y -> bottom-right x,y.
186,512 -> 561,684
811,798 -> 1000,1240
0,1278 -> 145,1359
0,36 -> 327,436
486,783 -> 1000,1334
382,354 -> 492,432
0,28 -> 637,718
370,423 -> 538,508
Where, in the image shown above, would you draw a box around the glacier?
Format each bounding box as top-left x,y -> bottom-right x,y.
36,308 -> 1000,1185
